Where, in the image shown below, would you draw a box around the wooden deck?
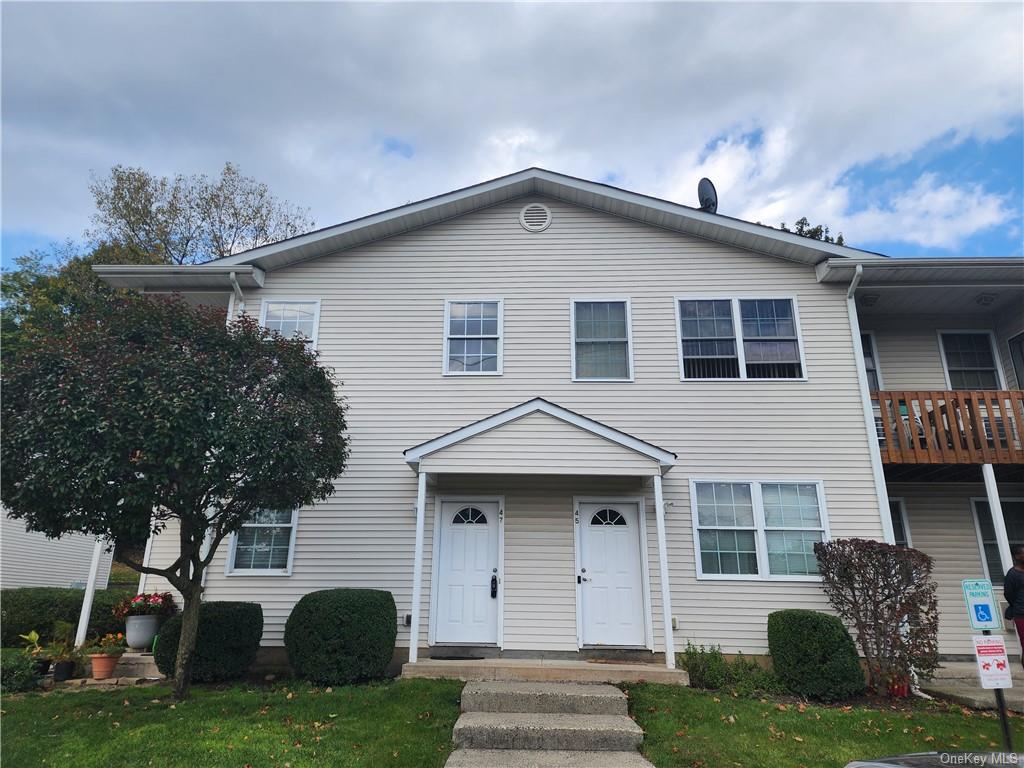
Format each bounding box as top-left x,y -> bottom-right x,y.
871,390 -> 1024,465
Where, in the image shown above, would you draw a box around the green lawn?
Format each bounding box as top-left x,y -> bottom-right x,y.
629,683 -> 1024,767
0,678 -> 462,768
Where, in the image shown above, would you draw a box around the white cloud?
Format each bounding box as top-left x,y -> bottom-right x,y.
1,1 -> 1020,254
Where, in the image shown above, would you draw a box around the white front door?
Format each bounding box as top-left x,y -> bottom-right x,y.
578,501 -> 647,646
435,500 -> 501,644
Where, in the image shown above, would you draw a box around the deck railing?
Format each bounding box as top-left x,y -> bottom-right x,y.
870,390 -> 1024,465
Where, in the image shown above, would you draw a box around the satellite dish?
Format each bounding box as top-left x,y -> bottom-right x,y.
697,178 -> 718,214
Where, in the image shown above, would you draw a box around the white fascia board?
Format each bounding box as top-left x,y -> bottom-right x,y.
403,397 -> 676,471
92,264 -> 265,290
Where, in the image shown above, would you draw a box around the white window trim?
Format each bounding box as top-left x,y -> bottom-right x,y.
674,295 -> 809,382
224,509 -> 300,577
442,298 -> 504,376
971,496 -> 1024,581
936,329 -> 1007,390
861,331 -> 884,389
570,297 -> 635,382
258,298 -> 322,350
689,478 -> 830,582
888,497 -> 911,547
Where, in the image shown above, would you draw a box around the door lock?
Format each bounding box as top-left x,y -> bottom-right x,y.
490,575 -> 498,598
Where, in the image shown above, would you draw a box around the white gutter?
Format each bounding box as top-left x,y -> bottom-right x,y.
228,271 -> 245,315
846,264 -> 895,544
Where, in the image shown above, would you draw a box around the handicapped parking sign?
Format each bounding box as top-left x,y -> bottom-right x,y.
963,579 -> 1002,631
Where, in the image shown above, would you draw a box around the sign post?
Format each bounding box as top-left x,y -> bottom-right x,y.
962,579 -> 1013,752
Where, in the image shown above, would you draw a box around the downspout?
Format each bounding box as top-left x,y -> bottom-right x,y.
229,271 -> 245,317
846,264 -> 896,544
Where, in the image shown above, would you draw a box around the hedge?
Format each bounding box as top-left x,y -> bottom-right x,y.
1,648 -> 40,694
154,602 -> 263,682
767,609 -> 866,702
285,589 -> 397,684
1,587 -> 134,646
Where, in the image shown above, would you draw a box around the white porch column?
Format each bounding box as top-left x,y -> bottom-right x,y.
982,463 -> 1013,577
75,538 -> 106,647
653,474 -> 676,669
408,471 -> 428,664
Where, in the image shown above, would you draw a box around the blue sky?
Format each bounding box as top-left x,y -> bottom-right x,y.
2,2 -> 1021,270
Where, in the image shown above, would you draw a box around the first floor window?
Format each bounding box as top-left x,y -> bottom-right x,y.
229,509 -> 297,574
940,332 -> 1000,389
573,300 -> 632,380
261,300 -> 321,346
889,499 -> 910,547
694,480 -> 827,578
974,499 -> 1024,585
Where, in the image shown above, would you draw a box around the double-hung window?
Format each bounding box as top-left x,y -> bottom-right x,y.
939,332 -> 1002,389
572,299 -> 633,381
861,333 -> 882,390
260,300 -> 321,347
227,509 -> 298,576
973,499 -> 1024,586
693,480 -> 828,579
677,298 -> 805,380
444,300 -> 502,374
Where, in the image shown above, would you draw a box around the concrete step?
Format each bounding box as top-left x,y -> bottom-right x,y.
462,682 -> 627,715
445,749 -> 655,767
452,712 -> 643,752
115,652 -> 162,678
404,658 -> 688,685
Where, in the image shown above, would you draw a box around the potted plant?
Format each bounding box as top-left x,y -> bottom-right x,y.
47,621 -> 81,682
18,630 -> 52,675
114,592 -> 177,650
84,633 -> 126,680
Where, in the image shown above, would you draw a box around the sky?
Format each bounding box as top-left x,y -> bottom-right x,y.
2,1 -> 1022,269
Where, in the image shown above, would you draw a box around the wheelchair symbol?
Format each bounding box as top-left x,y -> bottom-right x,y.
974,604 -> 993,623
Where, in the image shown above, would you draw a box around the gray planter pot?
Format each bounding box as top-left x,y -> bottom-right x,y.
125,614 -> 160,650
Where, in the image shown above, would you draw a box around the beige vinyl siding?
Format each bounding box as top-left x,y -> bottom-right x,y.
420,412 -> 660,476
863,314 -> 1008,391
167,195 -> 881,653
1,513 -> 112,589
890,483 -> 1024,656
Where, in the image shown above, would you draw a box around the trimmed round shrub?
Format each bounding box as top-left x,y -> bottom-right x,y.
1,587 -> 133,646
767,609 -> 865,702
154,602 -> 263,682
285,589 -> 397,684
1,648 -> 40,694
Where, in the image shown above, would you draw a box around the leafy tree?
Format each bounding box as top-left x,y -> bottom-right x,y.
88,162 -> 315,264
814,538 -> 939,694
1,295 -> 348,698
779,216 -> 845,246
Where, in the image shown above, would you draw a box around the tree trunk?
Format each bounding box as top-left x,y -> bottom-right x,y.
172,583 -> 203,700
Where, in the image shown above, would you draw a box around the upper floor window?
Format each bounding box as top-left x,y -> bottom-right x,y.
260,300 -> 321,347
227,509 -> 298,576
861,333 -> 882,390
939,332 -> 1002,389
572,299 -> 633,381
973,498 -> 1024,586
677,298 -> 805,380
692,480 -> 828,580
444,300 -> 503,375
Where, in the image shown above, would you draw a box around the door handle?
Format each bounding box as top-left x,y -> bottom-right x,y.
490,575 -> 498,598
577,575 -> 589,583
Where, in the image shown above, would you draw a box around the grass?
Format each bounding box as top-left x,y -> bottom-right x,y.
0,678 -> 462,768
628,683 -> 1024,767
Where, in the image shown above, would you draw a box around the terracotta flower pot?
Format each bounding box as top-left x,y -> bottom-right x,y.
89,654 -> 120,680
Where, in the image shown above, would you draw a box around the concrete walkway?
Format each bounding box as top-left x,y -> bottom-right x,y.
446,682 -> 654,768
921,662 -> 1024,712
403,658 -> 688,685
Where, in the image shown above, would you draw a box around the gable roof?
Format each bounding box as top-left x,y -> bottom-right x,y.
403,397 -> 676,474
207,167 -> 887,273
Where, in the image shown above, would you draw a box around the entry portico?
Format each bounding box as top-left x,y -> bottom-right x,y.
404,398 -> 678,668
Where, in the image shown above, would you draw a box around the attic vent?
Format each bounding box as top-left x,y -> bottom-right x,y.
519,203 -> 552,232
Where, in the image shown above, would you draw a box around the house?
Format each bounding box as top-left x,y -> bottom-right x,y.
1,510 -> 112,589
94,168 -> 1024,669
